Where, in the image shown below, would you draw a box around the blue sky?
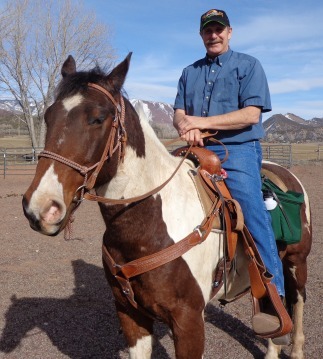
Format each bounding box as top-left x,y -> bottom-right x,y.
85,0 -> 323,120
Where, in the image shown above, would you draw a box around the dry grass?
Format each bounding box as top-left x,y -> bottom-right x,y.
0,135 -> 32,148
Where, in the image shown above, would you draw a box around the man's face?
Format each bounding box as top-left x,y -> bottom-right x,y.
200,22 -> 232,57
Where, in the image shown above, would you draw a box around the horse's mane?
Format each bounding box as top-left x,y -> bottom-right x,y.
55,66 -> 110,100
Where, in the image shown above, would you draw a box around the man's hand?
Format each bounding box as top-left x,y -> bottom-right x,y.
174,110 -> 205,146
180,128 -> 204,146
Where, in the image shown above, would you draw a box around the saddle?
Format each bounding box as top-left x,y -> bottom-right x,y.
172,146 -> 292,340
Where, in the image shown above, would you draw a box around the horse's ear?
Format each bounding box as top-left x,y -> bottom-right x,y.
61,55 -> 76,77
106,52 -> 132,92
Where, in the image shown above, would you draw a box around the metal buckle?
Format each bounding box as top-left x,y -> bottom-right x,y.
72,184 -> 86,204
210,173 -> 223,182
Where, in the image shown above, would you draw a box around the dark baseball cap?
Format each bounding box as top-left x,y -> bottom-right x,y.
200,9 -> 230,31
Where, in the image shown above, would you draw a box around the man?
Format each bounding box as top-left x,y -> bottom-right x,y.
173,8 -> 290,343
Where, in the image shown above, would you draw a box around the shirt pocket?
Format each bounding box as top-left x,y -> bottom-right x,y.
211,78 -> 240,104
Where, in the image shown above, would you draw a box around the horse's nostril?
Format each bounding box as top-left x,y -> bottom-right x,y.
41,200 -> 63,225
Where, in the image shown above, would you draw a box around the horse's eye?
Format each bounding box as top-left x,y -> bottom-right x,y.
88,116 -> 105,125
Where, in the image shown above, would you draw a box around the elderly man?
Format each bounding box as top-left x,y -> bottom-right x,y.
173,8 -> 290,343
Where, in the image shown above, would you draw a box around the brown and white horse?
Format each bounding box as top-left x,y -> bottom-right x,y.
22,54 -> 312,359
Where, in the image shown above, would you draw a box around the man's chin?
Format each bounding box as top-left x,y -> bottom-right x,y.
207,46 -> 226,57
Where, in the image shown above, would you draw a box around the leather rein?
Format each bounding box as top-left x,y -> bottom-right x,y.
39,83 -> 223,207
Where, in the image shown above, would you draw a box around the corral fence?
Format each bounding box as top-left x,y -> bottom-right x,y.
0,147 -> 42,178
261,143 -> 323,167
1,144 -> 323,178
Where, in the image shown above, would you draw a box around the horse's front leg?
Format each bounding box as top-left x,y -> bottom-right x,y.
115,301 -> 154,359
171,307 -> 205,359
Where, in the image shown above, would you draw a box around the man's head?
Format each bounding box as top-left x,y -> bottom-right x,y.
199,9 -> 232,58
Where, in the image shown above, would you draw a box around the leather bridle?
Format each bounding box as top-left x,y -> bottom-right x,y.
39,83 -> 196,208
39,83 -> 127,201
37,83 -> 223,239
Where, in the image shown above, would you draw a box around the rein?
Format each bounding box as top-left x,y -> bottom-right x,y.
38,83 -> 227,239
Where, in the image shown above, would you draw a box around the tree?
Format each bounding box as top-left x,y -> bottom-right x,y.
0,0 -> 115,148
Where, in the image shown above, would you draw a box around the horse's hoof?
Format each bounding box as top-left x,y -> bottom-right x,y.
272,333 -> 290,346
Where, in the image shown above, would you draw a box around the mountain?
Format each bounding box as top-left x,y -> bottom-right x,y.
263,113 -> 323,142
0,99 -> 38,115
130,99 -> 177,138
1,99 -> 323,142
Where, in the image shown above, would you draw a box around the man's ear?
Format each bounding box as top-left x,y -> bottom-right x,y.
228,27 -> 233,40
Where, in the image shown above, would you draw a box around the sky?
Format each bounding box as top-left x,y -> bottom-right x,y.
83,0 -> 323,121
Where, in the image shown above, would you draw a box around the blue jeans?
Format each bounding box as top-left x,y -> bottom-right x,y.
206,141 -> 285,296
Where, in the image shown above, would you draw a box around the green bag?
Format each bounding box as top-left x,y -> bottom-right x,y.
262,177 -> 304,245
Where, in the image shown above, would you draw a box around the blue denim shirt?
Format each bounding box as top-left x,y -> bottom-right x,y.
174,49 -> 272,143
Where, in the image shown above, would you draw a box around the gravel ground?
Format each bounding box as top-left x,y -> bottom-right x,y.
0,164 -> 322,358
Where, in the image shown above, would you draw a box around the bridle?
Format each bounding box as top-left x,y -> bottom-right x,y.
37,82 -> 224,238
39,83 -> 127,200
39,82 -> 196,205
37,83 -> 188,238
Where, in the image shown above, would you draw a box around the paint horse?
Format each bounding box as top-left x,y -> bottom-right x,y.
22,54 -> 312,359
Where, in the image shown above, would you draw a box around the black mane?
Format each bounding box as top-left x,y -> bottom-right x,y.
55,66 -> 109,100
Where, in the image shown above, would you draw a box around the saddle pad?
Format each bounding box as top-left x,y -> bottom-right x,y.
188,169 -> 221,230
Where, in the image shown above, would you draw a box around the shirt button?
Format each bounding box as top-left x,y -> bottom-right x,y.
206,96 -> 209,99
211,70 -> 215,73
208,82 -> 212,85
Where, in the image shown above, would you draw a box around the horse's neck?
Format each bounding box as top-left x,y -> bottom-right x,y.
97,111 -> 184,199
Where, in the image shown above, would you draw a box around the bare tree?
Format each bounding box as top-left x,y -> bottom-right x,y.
0,0 -> 115,148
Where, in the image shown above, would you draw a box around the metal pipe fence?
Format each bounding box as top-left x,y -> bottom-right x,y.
0,147 -> 42,178
1,144 -> 323,178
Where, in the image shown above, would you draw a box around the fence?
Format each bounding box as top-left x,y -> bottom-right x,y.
261,143 -> 323,167
0,147 -> 42,178
1,144 -> 323,178
262,144 -> 293,167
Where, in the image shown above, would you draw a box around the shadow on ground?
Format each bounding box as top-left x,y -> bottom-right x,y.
0,259 -> 288,358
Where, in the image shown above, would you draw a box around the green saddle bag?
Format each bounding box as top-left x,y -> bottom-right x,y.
262,177 -> 304,245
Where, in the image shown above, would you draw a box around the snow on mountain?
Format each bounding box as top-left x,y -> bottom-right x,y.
284,113 -> 308,125
0,99 -> 38,115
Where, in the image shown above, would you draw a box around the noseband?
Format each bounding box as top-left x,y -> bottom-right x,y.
39,83 -> 127,198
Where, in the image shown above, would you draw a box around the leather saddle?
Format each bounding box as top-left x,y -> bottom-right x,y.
172,145 -> 293,340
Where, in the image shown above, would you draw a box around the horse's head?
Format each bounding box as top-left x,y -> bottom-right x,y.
22,53 -> 140,235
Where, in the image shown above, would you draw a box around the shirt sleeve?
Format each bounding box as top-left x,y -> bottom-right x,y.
174,69 -> 186,111
239,59 -> 272,113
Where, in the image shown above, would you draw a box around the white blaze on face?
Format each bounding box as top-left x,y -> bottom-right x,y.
53,94 -> 84,148
28,164 -> 65,223
63,94 -> 83,112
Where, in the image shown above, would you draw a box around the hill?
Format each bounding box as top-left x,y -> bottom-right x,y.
263,113 -> 323,142
1,99 -> 323,142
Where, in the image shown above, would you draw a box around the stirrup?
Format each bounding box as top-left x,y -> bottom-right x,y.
251,282 -> 293,339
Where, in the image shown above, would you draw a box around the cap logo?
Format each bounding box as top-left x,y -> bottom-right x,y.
202,9 -> 224,21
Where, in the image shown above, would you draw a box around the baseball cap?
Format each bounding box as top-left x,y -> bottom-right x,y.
200,9 -> 230,31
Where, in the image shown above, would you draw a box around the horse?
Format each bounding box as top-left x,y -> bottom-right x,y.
22,53 -> 312,359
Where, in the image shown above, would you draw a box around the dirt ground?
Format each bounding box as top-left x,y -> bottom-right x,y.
0,164 -> 322,359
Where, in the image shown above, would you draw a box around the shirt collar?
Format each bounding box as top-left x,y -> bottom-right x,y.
206,48 -> 232,66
